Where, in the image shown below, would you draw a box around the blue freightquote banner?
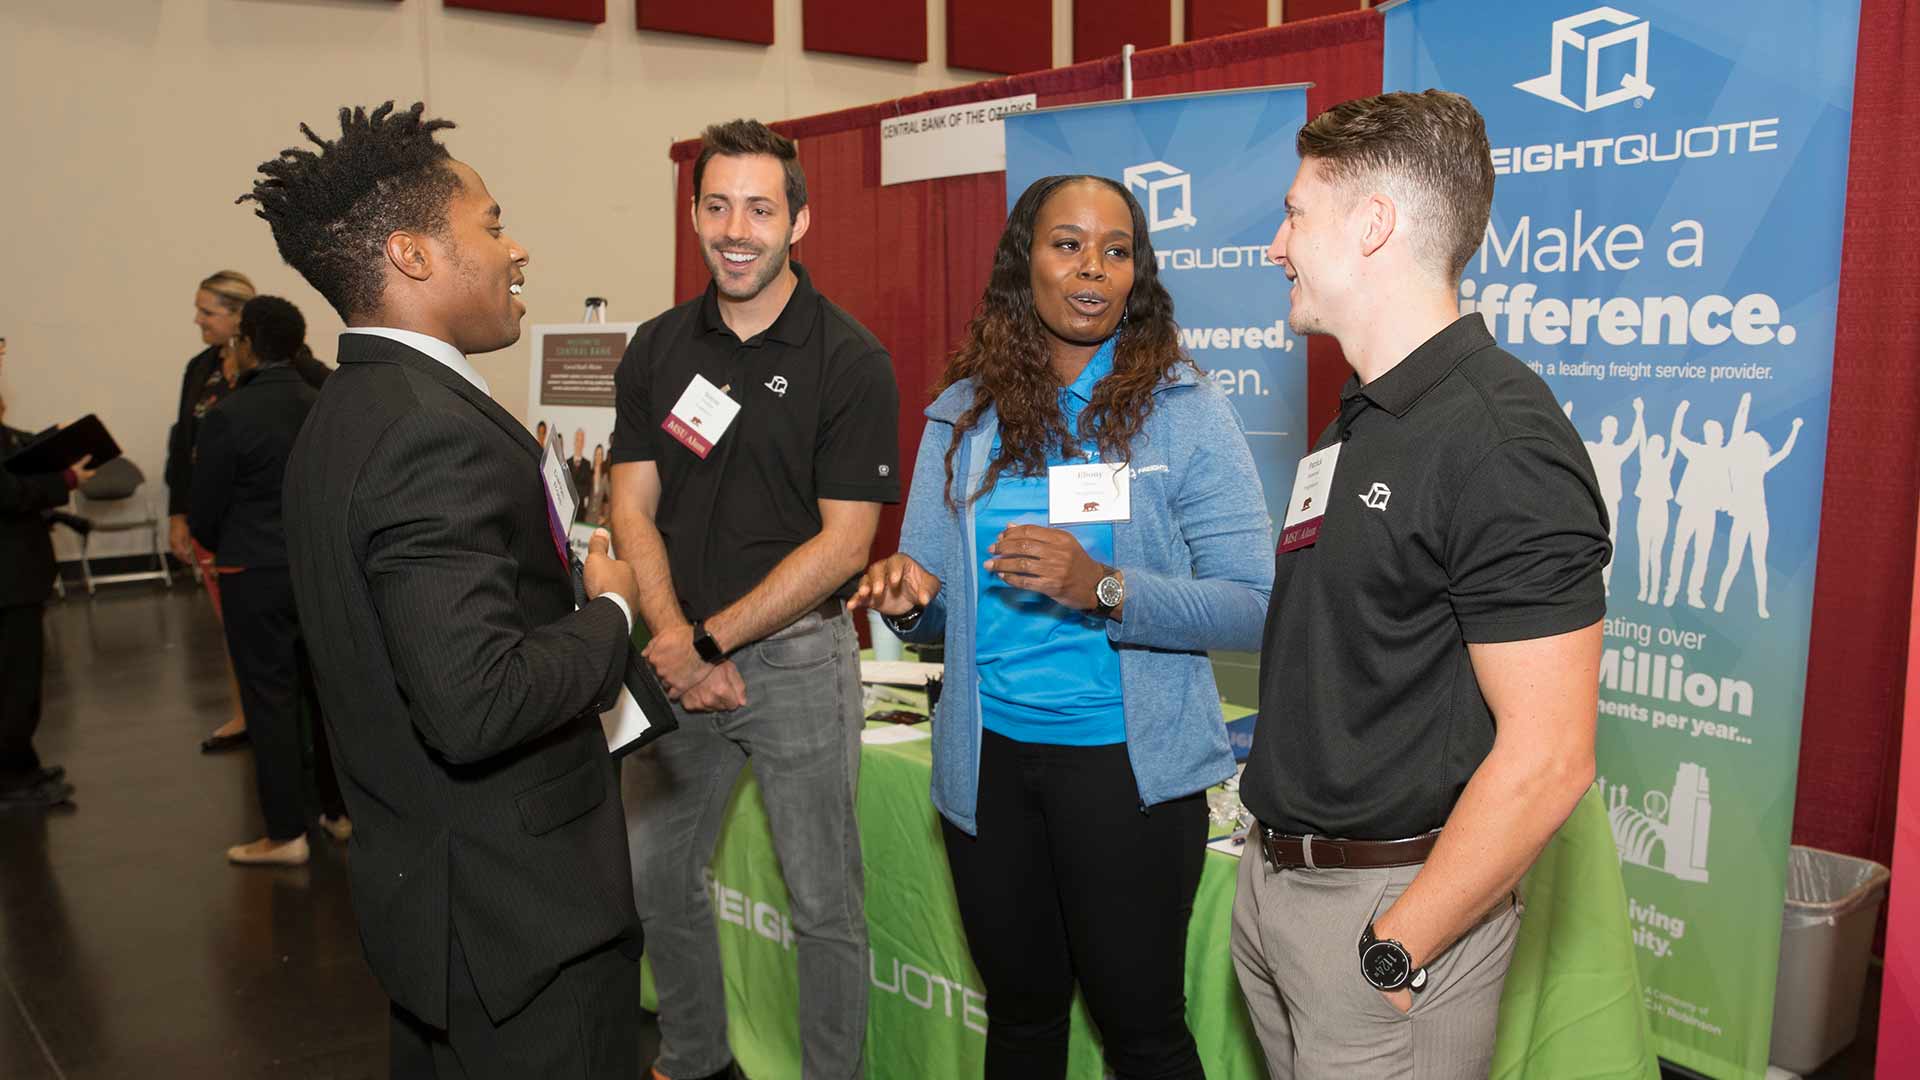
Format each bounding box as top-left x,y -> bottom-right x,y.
1383,3 -> 1860,1076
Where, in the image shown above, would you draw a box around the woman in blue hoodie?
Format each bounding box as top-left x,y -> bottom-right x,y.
854,175 -> 1272,1078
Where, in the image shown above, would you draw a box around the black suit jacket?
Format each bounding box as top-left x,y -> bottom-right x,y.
165,345 -> 226,516
283,333 -> 638,1027
187,364 -> 316,568
0,425 -> 68,608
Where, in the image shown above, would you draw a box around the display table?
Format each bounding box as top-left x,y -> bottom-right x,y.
641,720 -> 1657,1079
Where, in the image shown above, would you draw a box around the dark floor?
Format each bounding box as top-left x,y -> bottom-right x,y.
0,584 -> 1884,1079
0,584 -> 659,1079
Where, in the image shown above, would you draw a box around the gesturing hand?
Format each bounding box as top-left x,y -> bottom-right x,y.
582,529 -> 640,616
983,525 -> 1105,612
850,554 -> 942,617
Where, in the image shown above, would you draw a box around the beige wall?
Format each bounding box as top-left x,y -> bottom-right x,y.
0,0 -> 1244,558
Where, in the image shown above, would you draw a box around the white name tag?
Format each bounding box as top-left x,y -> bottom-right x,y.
538,438 -> 578,570
1279,443 -> 1341,552
1048,461 -> 1131,524
661,374 -> 741,459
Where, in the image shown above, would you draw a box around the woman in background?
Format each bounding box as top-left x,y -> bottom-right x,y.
165,269 -> 255,753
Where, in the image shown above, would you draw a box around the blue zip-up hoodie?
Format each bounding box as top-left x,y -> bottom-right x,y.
891,363 -> 1274,834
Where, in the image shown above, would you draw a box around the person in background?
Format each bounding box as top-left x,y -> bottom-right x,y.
568,427 -> 592,506
188,296 -> 350,864
853,174 -> 1272,1079
166,269 -> 256,754
0,378 -> 94,809
1233,91 -> 1608,1079
584,443 -> 607,524
289,343 -> 334,390
534,419 -> 548,449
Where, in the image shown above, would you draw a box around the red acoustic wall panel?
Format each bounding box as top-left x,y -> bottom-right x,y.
1187,0 -> 1267,41
444,0 -> 605,22
1074,0 -> 1170,62
637,0 -> 774,45
804,0 -> 926,62
1283,0 -> 1364,23
947,0 -> 1051,75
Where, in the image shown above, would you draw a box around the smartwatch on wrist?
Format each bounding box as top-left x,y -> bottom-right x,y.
1093,566 -> 1125,619
1358,922 -> 1428,994
691,620 -> 725,664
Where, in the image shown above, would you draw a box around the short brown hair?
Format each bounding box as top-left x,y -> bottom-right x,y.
1296,90 -> 1493,283
692,119 -> 807,221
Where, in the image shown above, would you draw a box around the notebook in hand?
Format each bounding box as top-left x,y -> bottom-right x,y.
4,414 -> 122,475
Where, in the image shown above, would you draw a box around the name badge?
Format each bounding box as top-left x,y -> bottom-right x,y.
537,437 -> 578,572
661,374 -> 741,459
1048,461 -> 1131,525
1278,443 -> 1341,552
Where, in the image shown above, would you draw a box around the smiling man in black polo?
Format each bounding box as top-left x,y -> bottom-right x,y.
607,119 -> 898,1080
1231,91 -> 1611,1078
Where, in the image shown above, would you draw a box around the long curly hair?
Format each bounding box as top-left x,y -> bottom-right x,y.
938,174 -> 1191,507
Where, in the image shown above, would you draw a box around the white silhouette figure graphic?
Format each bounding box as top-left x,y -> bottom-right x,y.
1569,399 -> 1645,597
1712,392 -> 1803,619
1663,400 -> 1733,609
1633,404 -> 1680,605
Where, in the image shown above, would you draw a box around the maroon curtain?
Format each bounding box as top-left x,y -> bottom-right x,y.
1794,0 -> 1920,874
1074,0 -> 1172,63
660,0 -> 1920,882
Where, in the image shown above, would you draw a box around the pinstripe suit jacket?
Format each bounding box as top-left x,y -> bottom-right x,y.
284,333 -> 639,1027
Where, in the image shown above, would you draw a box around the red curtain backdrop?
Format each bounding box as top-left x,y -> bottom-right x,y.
803,0 -> 926,63
947,0 -> 1051,75
1283,0 -> 1366,23
637,0 -> 772,45
1796,0 -> 1920,874
1187,0 -> 1270,42
444,0 -> 604,22
1073,0 -> 1172,63
661,3 -> 1919,877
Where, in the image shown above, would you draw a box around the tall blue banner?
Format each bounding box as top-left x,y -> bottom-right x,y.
1384,3 -> 1859,1077
1004,87 -> 1311,535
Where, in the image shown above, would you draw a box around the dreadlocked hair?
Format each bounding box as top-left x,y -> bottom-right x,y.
937,174 -> 1191,508
237,101 -> 461,321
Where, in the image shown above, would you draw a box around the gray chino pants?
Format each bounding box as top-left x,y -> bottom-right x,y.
1230,843 -> 1522,1080
622,610 -> 869,1080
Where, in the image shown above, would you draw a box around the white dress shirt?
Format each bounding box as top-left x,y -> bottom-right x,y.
339,327 -> 633,633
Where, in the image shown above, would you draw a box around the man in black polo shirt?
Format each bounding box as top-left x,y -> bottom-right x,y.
608,119 -> 899,1080
1231,91 -> 1610,1078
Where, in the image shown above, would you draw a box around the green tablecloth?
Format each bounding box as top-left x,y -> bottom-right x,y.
640,723 -> 1656,1080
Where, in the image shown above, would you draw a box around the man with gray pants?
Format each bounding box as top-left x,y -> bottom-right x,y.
607,119 -> 900,1080
1235,90 -> 1610,1077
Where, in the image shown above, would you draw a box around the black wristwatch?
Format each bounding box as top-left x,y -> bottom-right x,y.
1358,922 -> 1428,994
1092,566 -> 1125,619
691,620 -> 725,664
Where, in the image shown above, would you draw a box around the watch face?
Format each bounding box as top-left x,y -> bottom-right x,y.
1096,575 -> 1124,607
1361,940 -> 1412,990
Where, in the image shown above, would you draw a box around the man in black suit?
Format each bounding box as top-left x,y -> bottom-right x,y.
241,102 -> 645,1077
0,388 -> 86,809
188,295 -> 350,865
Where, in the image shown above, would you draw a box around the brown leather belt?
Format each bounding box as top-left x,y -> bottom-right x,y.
1255,824 -> 1440,870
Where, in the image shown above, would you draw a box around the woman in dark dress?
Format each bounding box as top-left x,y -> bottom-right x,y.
165,269 -> 255,752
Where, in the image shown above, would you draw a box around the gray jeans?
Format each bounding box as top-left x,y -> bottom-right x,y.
622,610 -> 868,1079
1231,845 -> 1521,1080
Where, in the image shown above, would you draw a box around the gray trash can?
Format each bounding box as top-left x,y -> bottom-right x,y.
1767,844 -> 1890,1075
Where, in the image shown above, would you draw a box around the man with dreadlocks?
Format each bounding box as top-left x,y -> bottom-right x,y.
242,101 -> 645,1077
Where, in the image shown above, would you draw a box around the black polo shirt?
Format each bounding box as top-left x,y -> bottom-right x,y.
1240,316 -> 1610,840
609,263 -> 900,622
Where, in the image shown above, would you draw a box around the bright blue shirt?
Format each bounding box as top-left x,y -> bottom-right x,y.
973,338 -> 1126,746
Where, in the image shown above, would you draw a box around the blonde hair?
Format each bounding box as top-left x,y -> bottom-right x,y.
198,270 -> 257,312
